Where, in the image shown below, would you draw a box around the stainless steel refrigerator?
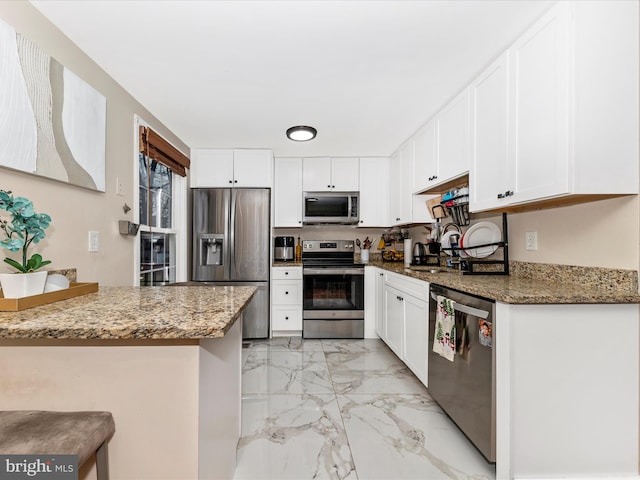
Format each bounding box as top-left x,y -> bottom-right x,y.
192,188 -> 270,338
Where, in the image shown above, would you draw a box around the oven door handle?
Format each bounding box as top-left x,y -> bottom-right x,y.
430,292 -> 489,319
304,268 -> 364,275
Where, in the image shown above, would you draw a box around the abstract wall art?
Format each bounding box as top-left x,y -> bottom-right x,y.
0,18 -> 106,192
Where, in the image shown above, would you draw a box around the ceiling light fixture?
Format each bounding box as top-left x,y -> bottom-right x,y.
286,125 -> 317,142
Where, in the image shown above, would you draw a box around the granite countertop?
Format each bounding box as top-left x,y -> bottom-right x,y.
0,285 -> 256,340
367,259 -> 640,304
272,260 -> 303,267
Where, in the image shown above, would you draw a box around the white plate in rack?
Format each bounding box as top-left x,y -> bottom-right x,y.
460,222 -> 502,258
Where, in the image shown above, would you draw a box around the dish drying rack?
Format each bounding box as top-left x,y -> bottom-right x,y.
437,212 -> 510,275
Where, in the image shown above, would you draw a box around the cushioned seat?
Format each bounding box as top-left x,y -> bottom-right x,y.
0,411 -> 115,479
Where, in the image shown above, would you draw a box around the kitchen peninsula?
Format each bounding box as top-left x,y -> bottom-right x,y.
0,285 -> 256,480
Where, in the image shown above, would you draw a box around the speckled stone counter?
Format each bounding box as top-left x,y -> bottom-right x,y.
0,284 -> 253,478
0,285 -> 256,340
272,260 -> 303,267
365,259 -> 640,304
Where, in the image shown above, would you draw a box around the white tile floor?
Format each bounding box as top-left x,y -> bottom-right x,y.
235,337 -> 496,480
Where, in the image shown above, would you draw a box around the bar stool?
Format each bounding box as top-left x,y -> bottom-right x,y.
0,411 -> 115,480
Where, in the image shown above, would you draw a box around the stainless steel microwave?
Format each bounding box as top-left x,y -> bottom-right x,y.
303,192 -> 359,225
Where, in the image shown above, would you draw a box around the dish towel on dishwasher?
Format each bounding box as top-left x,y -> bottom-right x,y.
433,295 -> 456,361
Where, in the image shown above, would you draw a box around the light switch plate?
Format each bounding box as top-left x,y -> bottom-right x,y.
88,231 -> 100,252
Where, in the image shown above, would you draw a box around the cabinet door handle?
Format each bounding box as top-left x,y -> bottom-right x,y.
327,185 -> 331,188
228,180 -> 233,184
396,217 -> 400,221
505,190 -> 514,197
285,291 -> 289,295
285,316 -> 289,320
497,193 -> 504,199
234,180 -> 238,183
285,272 -> 289,275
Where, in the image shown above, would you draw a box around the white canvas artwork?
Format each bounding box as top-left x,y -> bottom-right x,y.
0,18 -> 106,192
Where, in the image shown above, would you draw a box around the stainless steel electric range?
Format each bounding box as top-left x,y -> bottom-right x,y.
301,240 -> 364,339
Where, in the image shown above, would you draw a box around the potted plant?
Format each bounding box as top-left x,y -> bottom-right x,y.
0,190 -> 52,298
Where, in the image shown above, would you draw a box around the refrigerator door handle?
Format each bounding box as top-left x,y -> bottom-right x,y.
430,292 -> 490,319
229,189 -> 237,279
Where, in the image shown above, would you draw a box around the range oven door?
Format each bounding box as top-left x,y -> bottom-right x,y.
302,266 -> 364,338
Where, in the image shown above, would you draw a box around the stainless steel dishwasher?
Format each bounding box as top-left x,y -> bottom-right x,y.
428,284 -> 496,462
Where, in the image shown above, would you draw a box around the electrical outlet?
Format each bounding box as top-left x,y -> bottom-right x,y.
525,231 -> 538,251
116,178 -> 124,197
88,231 -> 100,252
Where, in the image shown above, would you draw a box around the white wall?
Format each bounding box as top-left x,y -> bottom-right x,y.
0,2 -> 189,286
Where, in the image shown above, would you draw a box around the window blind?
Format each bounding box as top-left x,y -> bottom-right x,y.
139,126 -> 190,177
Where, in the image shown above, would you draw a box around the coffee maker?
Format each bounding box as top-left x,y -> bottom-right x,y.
274,236 -> 295,261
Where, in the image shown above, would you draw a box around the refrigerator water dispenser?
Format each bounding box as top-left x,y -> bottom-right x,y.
198,234 -> 224,266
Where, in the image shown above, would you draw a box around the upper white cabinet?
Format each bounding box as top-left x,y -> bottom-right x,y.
436,87 -> 471,186
412,120 -> 437,193
191,149 -> 273,188
411,88 -> 471,193
470,1 -> 639,212
358,157 -> 389,227
389,141 -> 436,226
470,52 -> 510,212
508,2 -> 570,205
274,157 -> 303,227
303,157 -> 359,191
388,142 -> 412,225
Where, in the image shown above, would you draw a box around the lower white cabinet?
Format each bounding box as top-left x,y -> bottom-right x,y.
379,270 -> 429,386
384,285 -> 405,358
271,266 -> 302,334
402,292 -> 429,384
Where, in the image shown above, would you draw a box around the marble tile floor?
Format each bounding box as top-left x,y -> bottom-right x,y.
235,337 -> 496,480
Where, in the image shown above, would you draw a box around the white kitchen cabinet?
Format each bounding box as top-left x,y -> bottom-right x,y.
470,51 -> 510,212
388,142 -> 413,225
302,157 -> 359,192
508,2 -> 570,205
190,149 -> 273,188
412,120 -> 437,194
389,141 -> 436,226
402,292 -> 428,386
190,149 -> 233,188
411,89 -> 470,194
381,270 -> 430,386
358,157 -> 389,227
364,266 -> 383,339
374,268 -> 386,340
436,87 -> 471,186
470,1 -> 638,212
271,266 -> 302,334
274,157 -> 303,227
383,284 -> 404,359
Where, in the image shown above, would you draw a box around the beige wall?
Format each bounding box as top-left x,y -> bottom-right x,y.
0,2 -> 189,286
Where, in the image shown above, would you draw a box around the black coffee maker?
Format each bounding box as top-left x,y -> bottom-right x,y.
412,242 -> 440,265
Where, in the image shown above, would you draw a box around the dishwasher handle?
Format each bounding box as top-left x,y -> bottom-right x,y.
430,292 -> 490,319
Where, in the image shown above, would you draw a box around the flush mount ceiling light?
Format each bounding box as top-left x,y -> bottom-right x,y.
286,125 -> 317,142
